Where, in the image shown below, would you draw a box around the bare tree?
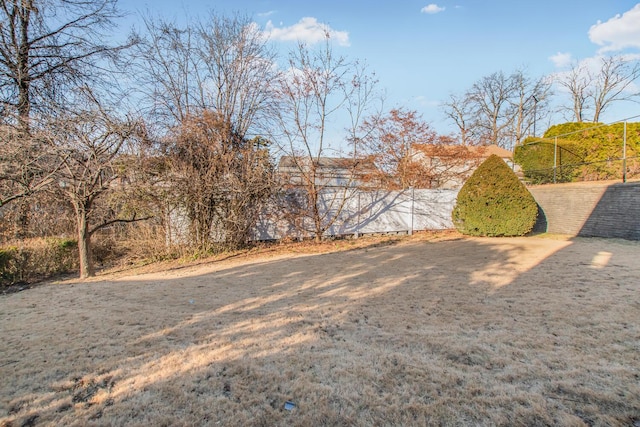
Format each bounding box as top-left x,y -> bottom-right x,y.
0,121 -> 64,239
0,123 -> 57,207
133,12 -> 277,134
133,13 -> 277,250
442,69 -> 551,148
556,62 -> 593,122
0,0 -> 133,240
273,35 -> 379,242
198,14 -> 278,138
555,55 -> 640,122
467,71 -> 518,148
510,70 -> 553,141
0,0 -> 130,130
47,90 -> 145,278
132,17 -> 199,127
591,56 -> 640,122
441,93 -> 476,146
166,111 -> 273,251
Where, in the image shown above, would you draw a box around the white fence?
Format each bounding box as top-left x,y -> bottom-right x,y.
253,188 -> 459,240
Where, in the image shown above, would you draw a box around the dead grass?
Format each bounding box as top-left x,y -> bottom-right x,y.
1,233 -> 639,426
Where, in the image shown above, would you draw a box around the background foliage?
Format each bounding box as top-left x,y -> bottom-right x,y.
514,122 -> 640,184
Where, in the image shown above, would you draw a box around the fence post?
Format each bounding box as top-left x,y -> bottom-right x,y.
355,192 -> 361,238
623,121 -> 627,183
553,136 -> 558,184
408,186 -> 415,235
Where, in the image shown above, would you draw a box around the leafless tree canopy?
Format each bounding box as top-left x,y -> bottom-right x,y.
442,69 -> 551,148
272,35 -> 381,241
0,123 -> 56,207
44,89 -> 143,278
133,13 -> 277,137
165,111 -> 273,251
0,0 -> 129,129
132,13 -> 278,251
0,0 -> 135,245
555,55 -> 640,123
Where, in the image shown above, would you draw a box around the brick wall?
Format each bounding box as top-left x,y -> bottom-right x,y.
528,180 -> 640,239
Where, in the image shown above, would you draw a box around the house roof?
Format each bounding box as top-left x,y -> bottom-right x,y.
412,144 -> 513,159
476,144 -> 513,158
277,156 -> 376,171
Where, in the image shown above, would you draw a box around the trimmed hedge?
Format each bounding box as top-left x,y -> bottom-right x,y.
515,122 -> 640,183
452,154 -> 538,237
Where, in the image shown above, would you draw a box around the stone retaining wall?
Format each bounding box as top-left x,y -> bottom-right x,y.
529,180 -> 640,239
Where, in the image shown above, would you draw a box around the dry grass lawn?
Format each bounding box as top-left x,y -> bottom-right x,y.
1,233 -> 640,426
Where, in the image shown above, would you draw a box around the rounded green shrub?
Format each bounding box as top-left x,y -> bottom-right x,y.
452,154 -> 538,237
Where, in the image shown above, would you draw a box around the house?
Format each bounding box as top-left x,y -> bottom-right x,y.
411,144 -> 516,189
277,156 -> 379,189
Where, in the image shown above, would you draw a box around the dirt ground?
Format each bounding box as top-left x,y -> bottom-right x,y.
1,233 -> 639,426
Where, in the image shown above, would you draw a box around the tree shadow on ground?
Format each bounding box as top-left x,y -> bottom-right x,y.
1,236 -> 639,426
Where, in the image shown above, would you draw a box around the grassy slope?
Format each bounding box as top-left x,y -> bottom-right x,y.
1,232 -> 639,426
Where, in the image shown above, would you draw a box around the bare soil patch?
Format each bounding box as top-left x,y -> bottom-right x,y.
1,233 -> 639,426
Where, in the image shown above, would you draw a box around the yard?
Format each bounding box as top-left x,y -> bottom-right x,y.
1,233 -> 639,426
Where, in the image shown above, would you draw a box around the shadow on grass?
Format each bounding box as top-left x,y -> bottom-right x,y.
1,236 -> 639,426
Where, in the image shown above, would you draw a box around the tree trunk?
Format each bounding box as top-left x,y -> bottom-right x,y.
314,227 -> 323,243
17,5 -> 32,133
75,205 -> 94,278
312,204 -> 324,243
13,199 -> 31,239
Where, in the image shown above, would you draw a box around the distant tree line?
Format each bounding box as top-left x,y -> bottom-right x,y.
442,58 -> 640,150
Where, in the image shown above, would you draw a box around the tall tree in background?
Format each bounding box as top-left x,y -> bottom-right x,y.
442,93 -> 476,145
556,55 -> 640,122
273,35 -> 379,242
467,71 -> 516,147
591,56 -> 640,122
0,0 -> 129,130
556,62 -> 591,122
134,13 -> 277,250
133,13 -> 277,134
0,0 -> 133,239
510,70 -> 553,141
442,69 -> 551,149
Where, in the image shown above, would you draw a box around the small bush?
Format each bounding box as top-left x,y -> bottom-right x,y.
452,154 -> 538,237
0,238 -> 78,287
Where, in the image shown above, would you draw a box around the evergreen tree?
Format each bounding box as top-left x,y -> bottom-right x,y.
452,155 -> 538,236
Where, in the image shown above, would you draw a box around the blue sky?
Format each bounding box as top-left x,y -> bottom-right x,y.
118,1 -> 640,136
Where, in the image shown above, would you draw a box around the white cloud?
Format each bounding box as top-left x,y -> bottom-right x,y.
549,52 -> 573,68
589,4 -> 640,52
421,4 -> 445,14
257,10 -> 276,18
414,95 -> 438,108
264,17 -> 350,47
